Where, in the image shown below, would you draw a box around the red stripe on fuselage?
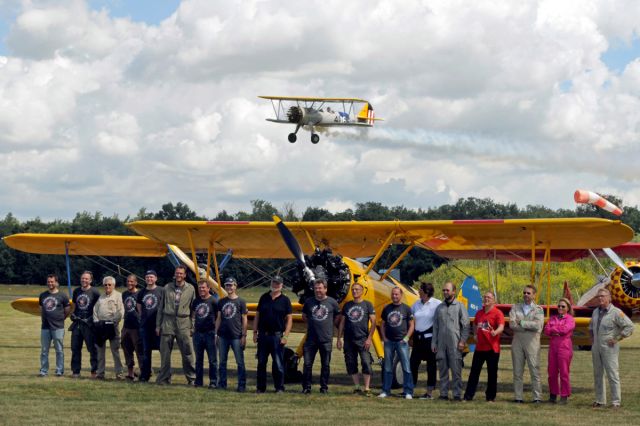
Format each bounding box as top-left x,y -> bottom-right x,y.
452,219 -> 505,224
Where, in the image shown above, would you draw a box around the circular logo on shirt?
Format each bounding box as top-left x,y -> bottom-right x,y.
43,296 -> 58,312
346,305 -> 365,323
124,296 -> 137,313
311,304 -> 329,321
195,302 -> 210,319
142,293 -> 158,310
76,293 -> 90,311
387,310 -> 403,327
221,302 -> 237,320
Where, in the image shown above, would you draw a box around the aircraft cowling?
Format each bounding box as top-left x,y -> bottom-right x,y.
608,261 -> 640,309
286,106 -> 323,125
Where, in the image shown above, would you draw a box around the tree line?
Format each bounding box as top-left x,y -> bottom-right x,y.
1,197 -> 638,287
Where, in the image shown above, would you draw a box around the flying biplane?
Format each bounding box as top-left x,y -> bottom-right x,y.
4,216 -> 636,366
259,96 -> 381,144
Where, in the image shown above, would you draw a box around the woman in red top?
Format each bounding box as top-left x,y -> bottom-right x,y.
543,298 -> 576,404
463,291 -> 505,402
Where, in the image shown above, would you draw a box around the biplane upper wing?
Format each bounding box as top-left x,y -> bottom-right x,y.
2,233 -> 168,257
259,96 -> 369,103
126,218 -> 633,258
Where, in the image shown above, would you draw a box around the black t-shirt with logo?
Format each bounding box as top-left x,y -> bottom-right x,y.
71,287 -> 101,321
39,291 -> 70,330
381,303 -> 413,342
257,292 -> 293,334
122,290 -> 140,329
341,300 -> 375,342
191,297 -> 218,333
217,297 -> 248,339
137,286 -> 163,328
303,296 -> 340,344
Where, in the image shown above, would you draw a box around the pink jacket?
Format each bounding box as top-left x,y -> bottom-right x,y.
544,314 -> 575,353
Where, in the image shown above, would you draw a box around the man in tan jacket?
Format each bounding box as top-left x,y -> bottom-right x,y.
590,288 -> 634,408
155,265 -> 197,385
93,276 -> 124,379
509,285 -> 544,403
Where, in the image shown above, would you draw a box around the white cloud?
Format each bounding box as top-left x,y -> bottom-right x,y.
1,0 -> 640,221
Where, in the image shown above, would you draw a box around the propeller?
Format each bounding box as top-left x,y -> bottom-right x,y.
602,247 -> 640,285
273,215 -> 315,283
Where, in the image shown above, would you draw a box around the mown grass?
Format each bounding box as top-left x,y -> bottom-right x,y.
1,285 -> 639,425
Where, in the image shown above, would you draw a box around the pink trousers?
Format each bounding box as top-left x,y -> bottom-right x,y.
547,347 -> 572,397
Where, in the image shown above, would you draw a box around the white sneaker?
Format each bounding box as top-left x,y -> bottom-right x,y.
378,392 -> 388,398
405,394 -> 413,400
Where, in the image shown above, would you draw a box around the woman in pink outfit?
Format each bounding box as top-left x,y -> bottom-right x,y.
543,298 -> 576,404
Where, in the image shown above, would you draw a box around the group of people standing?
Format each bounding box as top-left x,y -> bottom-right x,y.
38,265 -> 248,391
37,270 -> 634,408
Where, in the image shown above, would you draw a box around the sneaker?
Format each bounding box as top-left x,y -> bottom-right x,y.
378,392 -> 388,398
532,400 -> 542,404
72,373 -> 80,379
275,389 -> 284,394
438,396 -> 449,401
208,383 -> 217,390
513,399 -> 524,404
558,397 -> 568,405
592,402 -> 604,409
38,372 -> 47,377
302,388 -> 311,395
319,389 -> 328,394
549,394 -> 557,404
95,374 -> 105,380
420,393 -> 433,400
55,372 -> 63,377
405,394 -> 413,400
125,375 -> 135,381
612,403 -> 621,410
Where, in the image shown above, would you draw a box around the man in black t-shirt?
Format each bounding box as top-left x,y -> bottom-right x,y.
215,277 -> 248,392
336,282 -> 376,395
136,270 -> 163,382
70,271 -> 101,378
301,278 -> 340,394
191,280 -> 218,388
38,274 -> 71,377
379,287 -> 415,399
253,276 -> 292,393
121,274 -> 143,380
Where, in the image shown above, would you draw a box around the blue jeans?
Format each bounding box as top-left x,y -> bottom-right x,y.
383,340 -> 414,395
41,328 -> 65,375
139,325 -> 160,381
256,334 -> 285,392
193,330 -> 217,386
218,336 -> 246,390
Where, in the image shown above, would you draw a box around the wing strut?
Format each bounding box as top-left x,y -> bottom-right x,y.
65,241 -> 73,298
364,231 -> 396,276
186,229 -> 200,282
380,242 -> 415,282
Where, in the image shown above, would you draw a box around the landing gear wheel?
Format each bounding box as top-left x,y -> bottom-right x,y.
311,134 -> 320,144
288,133 -> 297,143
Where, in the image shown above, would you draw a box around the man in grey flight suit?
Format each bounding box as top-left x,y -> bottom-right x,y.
590,288 -> 634,408
432,282 -> 469,401
509,284 -> 544,403
155,265 -> 197,385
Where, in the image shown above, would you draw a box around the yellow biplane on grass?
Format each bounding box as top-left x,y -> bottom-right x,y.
4,216 -> 636,364
260,96 -> 382,144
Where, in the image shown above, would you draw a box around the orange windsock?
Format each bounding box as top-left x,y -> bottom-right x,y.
574,190 -> 623,216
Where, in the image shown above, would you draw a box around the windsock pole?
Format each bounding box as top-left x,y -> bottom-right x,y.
574,190 -> 623,216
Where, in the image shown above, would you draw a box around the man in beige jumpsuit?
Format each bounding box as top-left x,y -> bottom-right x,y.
155,265 -> 197,385
590,288 -> 634,408
509,285 -> 544,403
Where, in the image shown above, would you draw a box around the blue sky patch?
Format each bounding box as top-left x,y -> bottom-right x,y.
88,0 -> 181,25
601,36 -> 640,73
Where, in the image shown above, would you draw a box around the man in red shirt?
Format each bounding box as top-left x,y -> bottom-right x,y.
463,291 -> 505,402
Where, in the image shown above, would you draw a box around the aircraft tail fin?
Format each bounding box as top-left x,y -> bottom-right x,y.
357,103 -> 383,125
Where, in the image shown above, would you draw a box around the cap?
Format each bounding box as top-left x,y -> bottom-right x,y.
271,275 -> 284,284
145,270 -> 157,277
223,277 -> 237,286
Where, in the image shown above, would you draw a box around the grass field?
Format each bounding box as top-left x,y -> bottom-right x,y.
1,285 -> 639,425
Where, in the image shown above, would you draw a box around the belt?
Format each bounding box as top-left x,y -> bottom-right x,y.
416,328 -> 433,338
261,331 -> 283,336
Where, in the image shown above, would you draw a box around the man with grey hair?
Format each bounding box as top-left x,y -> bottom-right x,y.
509,284 -> 544,403
432,282 -> 469,401
93,276 -> 125,379
590,288 -> 634,409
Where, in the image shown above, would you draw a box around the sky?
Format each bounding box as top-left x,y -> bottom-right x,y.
1,0 -> 640,220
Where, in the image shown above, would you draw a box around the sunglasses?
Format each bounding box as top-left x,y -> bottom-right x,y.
558,305 -> 568,309
523,291 -> 532,295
